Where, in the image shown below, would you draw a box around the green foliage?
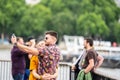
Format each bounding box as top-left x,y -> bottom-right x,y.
0,0 -> 26,35
0,0 -> 120,43
17,5 -> 52,36
113,22 -> 120,42
76,13 -> 110,39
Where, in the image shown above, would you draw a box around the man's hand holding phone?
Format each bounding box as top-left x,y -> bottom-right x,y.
11,34 -> 17,44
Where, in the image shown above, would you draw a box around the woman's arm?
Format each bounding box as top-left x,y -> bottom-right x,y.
32,69 -> 41,79
32,68 -> 58,79
32,69 -> 51,80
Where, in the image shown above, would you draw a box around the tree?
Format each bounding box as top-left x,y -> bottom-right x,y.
0,0 -> 52,39
15,4 -> 52,37
0,0 -> 25,41
51,10 -> 75,37
93,0 -> 120,41
0,0 -> 120,43
76,13 -> 110,39
113,22 -> 120,42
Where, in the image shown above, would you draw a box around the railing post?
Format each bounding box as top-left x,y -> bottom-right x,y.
70,70 -> 75,80
0,60 -> 13,80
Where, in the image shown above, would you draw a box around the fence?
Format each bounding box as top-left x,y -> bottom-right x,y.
0,60 -> 13,80
0,60 -> 72,80
0,60 -> 119,80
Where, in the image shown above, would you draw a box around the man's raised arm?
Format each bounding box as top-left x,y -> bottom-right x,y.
11,36 -> 39,55
17,42 -> 39,55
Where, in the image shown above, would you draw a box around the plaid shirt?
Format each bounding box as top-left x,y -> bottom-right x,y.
37,44 -> 60,80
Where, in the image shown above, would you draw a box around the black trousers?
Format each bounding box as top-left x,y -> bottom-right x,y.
91,72 -> 102,80
74,68 -> 80,80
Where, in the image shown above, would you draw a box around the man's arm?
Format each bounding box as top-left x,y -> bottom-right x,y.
95,55 -> 104,69
11,36 -> 39,55
84,59 -> 94,73
17,43 -> 39,55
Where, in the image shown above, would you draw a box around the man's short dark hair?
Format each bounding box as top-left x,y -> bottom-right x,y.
45,31 -> 58,39
85,38 -> 93,46
27,36 -> 35,42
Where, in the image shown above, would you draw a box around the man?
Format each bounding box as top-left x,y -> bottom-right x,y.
11,37 -> 26,80
71,38 -> 104,80
11,31 -> 60,80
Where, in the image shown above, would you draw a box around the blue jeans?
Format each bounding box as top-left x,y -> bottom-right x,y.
13,73 -> 24,80
24,69 -> 30,80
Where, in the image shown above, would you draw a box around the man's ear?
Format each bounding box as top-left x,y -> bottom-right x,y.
53,37 -> 57,43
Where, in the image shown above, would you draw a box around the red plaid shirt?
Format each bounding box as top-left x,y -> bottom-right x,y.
37,44 -> 60,80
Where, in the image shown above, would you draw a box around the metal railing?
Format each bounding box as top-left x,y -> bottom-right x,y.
0,60 -> 72,80
0,60 -> 119,80
0,60 -> 13,80
57,62 -> 71,80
